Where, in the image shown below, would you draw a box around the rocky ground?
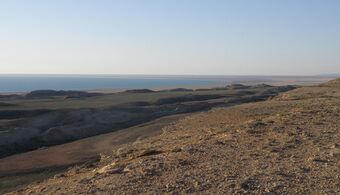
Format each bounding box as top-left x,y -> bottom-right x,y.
7,79 -> 340,194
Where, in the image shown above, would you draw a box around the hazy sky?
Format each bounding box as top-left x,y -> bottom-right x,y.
0,0 -> 339,75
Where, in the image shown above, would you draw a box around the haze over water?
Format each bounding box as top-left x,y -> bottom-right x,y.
0,75 -> 223,92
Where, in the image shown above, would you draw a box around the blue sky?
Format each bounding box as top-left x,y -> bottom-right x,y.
0,0 -> 339,75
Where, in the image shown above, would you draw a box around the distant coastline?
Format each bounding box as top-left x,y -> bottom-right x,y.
0,74 -> 336,93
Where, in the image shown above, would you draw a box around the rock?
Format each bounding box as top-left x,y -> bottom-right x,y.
106,167 -> 125,174
137,149 -> 163,157
181,145 -> 196,153
97,162 -> 125,174
241,177 -> 260,191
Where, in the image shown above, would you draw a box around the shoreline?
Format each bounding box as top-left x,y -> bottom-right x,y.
0,75 -> 336,95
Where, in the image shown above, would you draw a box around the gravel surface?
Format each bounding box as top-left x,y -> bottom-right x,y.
7,80 -> 340,194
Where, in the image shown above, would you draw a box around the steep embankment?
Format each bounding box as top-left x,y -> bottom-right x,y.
8,80 -> 340,194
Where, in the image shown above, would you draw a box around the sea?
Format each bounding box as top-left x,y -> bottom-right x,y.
0,74 -> 330,93
0,75 -> 227,93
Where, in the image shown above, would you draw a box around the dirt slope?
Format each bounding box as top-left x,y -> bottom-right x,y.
0,114 -> 191,193
8,82 -> 340,194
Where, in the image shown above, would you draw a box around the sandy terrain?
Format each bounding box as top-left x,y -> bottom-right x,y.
5,79 -> 339,194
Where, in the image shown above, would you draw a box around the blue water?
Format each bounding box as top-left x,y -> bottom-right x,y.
0,75 -> 224,92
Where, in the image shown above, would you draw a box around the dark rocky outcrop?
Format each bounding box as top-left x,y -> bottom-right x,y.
124,89 -> 155,93
225,84 -> 250,89
25,90 -> 102,99
155,95 -> 225,105
160,88 -> 194,92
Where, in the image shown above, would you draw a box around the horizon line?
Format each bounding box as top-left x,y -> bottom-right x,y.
0,73 -> 339,77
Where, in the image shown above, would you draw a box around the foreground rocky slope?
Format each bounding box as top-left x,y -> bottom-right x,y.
9,80 -> 340,194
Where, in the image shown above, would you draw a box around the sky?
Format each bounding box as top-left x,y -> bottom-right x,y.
0,0 -> 339,75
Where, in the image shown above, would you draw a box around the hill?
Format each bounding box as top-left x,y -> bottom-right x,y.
321,78 -> 340,87
5,80 -> 340,194
0,85 -> 292,159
